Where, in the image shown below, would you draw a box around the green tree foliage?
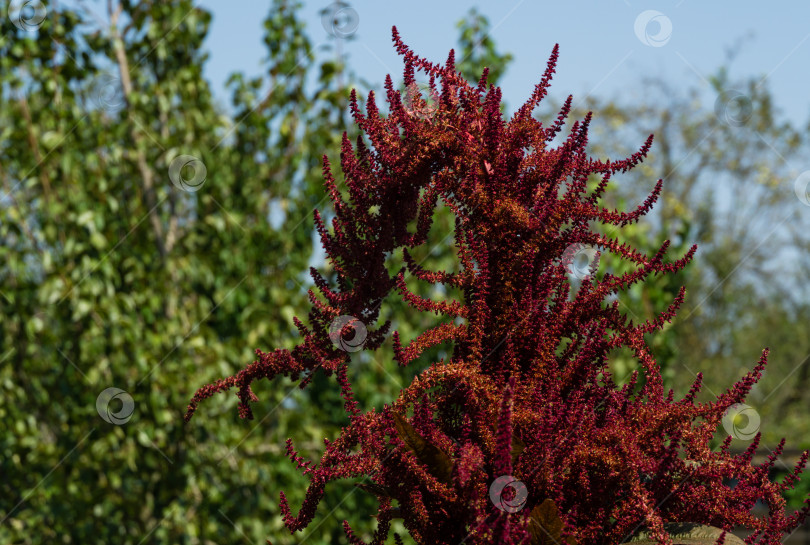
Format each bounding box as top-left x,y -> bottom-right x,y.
454,8 -> 512,86
0,2 -> 513,543
0,0 -> 351,542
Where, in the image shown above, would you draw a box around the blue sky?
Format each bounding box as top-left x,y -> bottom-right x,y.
195,0 -> 810,124
189,0 -> 810,274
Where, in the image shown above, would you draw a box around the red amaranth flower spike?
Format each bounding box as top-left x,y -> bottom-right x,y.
185,27 -> 810,545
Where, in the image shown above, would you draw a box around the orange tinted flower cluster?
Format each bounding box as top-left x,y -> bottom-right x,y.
186,29 -> 810,544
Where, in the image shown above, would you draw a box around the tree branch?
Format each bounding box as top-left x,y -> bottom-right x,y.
109,1 -> 168,261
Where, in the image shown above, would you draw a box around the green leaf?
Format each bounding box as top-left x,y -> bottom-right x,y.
625,523 -> 745,545
90,231 -> 107,249
528,499 -> 572,545
353,482 -> 394,498
392,412 -> 454,484
511,435 -> 525,467
76,210 -> 94,227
